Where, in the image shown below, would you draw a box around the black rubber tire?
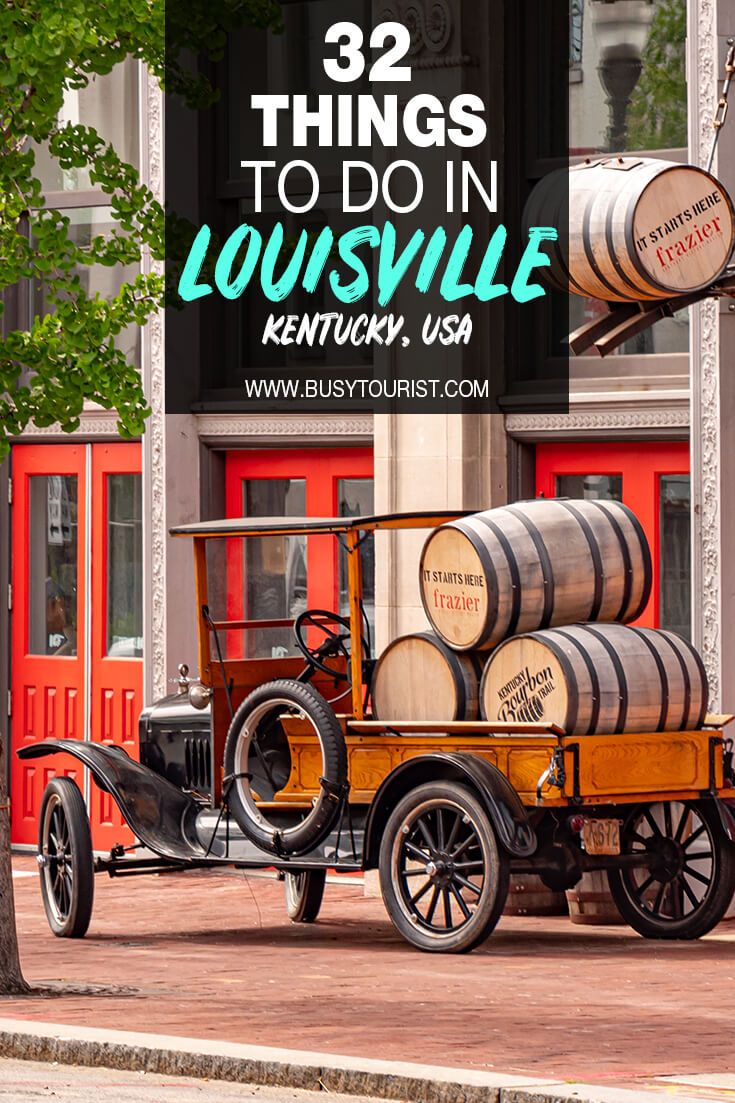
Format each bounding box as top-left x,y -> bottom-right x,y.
224,679 -> 348,857
285,870 -> 327,922
38,777 -> 94,938
608,799 -> 735,939
379,781 -> 509,953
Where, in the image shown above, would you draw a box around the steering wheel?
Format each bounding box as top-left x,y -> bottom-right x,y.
294,609 -> 371,682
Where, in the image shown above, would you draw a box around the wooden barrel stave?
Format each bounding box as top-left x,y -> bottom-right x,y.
479,623 -> 708,735
420,499 -> 651,652
371,632 -> 481,722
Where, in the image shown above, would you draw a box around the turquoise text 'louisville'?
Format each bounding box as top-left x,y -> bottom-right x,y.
177,221 -> 558,307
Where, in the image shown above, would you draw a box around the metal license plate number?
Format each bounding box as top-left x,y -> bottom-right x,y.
582,818 -> 620,856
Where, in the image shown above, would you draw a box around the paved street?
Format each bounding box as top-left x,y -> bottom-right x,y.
0,1058 -> 382,1102
5,855 -> 735,1095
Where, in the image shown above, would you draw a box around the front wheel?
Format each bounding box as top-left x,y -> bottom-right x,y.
38,777 -> 94,938
608,800 -> 735,939
379,781 -> 509,953
284,870 -> 327,922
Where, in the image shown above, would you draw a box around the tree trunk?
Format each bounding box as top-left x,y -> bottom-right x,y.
0,740 -> 28,993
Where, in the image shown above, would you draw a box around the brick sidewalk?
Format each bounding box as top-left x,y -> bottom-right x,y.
4,855 -> 735,1089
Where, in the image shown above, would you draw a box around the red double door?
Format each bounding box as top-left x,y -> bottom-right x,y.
11,443 -> 143,849
536,441 -> 691,633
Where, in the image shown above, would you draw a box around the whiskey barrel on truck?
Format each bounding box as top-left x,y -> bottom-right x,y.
419,499 -> 651,652
371,632 -> 482,722
525,157 -> 735,302
479,623 -> 708,735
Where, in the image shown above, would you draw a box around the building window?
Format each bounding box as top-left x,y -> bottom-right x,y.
27,59 -> 141,368
569,0 -> 688,357
32,59 -> 140,193
570,0 -> 584,71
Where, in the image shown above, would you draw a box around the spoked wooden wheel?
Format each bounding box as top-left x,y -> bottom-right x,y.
379,781 -> 509,953
608,800 -> 735,939
284,870 -> 327,923
38,777 -> 94,938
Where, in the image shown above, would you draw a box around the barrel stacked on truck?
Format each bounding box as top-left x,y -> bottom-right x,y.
371,498 -> 708,735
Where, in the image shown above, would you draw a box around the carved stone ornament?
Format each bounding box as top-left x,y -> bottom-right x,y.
505,404 -> 689,440
380,0 -> 453,55
144,69 -> 167,701
195,414 -> 374,441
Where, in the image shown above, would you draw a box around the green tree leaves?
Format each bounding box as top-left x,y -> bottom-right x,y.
0,0 -> 281,456
627,0 -> 687,152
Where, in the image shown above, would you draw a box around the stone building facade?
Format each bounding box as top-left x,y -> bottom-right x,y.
2,0 -> 734,847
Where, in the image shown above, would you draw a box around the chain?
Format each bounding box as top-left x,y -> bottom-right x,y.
707,39 -> 735,174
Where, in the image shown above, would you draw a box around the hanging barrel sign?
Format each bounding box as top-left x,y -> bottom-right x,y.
526,157 -> 735,302
371,632 -> 482,722
419,499 -> 651,652
479,623 -> 708,736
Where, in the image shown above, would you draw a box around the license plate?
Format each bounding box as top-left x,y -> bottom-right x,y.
582,818 -> 621,856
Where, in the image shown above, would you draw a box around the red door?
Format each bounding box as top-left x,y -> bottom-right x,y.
88,443 -> 143,850
11,446 -> 87,846
11,443 -> 143,849
535,442 -> 690,632
224,449 -> 374,657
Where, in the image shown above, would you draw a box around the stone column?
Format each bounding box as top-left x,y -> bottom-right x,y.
689,0 -> 735,711
140,68 -> 168,703
374,413 -> 506,651
371,0 -> 507,652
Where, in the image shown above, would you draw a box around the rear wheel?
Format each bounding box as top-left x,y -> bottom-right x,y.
38,777 -> 94,938
285,870 -> 326,922
379,781 -> 509,953
608,800 -> 735,939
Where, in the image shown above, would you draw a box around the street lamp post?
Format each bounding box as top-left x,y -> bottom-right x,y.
590,0 -> 655,152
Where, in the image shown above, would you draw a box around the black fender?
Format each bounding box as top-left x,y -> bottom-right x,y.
363,752 -> 536,867
716,797 -> 735,843
17,740 -> 207,861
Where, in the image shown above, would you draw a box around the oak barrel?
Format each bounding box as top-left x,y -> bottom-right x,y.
419,498 -> 651,652
504,874 -> 568,917
371,632 -> 482,722
480,623 -> 708,735
526,157 -> 735,302
566,873 -> 623,926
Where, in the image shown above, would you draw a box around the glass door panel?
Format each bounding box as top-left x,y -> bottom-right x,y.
28,475 -> 79,656
555,474 -> 622,502
659,474 -> 691,637
242,478 -> 306,657
106,473 -> 143,657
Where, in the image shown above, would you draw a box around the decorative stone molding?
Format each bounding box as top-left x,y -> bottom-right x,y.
505,398 -> 689,441
380,0 -> 453,54
379,0 -> 473,68
15,410 -> 124,438
689,0 -> 720,705
142,67 -> 167,703
195,413 -> 374,443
